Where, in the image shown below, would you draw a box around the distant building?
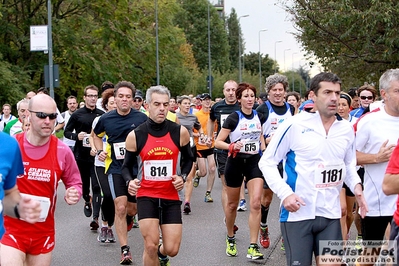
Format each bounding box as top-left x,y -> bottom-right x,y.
214,1 -> 224,18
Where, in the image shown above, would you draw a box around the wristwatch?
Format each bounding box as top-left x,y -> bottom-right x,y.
181,174 -> 187,183
97,150 -> 103,155
14,203 -> 20,219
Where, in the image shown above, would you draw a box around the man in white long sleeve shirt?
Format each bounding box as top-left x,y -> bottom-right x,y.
259,72 -> 368,266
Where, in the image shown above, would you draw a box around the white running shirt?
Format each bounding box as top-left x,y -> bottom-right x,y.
355,107 -> 399,217
259,111 -> 361,222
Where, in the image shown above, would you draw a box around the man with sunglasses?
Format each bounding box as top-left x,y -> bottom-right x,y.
64,85 -> 104,229
1,94 -> 82,266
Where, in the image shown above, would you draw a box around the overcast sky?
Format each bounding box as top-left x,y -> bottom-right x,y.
211,0 -> 320,75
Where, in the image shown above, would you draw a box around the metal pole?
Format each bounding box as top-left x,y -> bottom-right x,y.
258,29 -> 267,90
274,40 -> 282,73
207,2 -> 212,98
155,0 -> 160,85
238,15 -> 249,83
47,0 -> 54,98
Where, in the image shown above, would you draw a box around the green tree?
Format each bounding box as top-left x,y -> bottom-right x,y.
297,65 -> 311,87
284,70 -> 308,97
226,8 -> 239,71
281,0 -> 399,86
242,52 -> 275,87
0,53 -> 28,106
176,0 -> 231,73
0,0 -> 199,109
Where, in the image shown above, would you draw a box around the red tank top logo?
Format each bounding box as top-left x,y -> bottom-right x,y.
147,146 -> 174,156
27,168 -> 51,182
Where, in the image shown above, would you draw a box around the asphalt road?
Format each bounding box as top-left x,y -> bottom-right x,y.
52,176 -> 287,266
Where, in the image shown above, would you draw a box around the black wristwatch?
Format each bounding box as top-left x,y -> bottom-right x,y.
14,203 -> 20,219
181,174 -> 187,183
97,150 -> 103,155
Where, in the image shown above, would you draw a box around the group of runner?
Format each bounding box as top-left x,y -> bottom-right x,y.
2,68 -> 399,266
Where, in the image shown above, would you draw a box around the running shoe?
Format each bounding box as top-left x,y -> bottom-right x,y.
193,170 -> 200,188
90,218 -> 99,231
237,199 -> 247,211
259,226 -> 270,248
281,238 -> 285,251
247,243 -> 264,260
127,215 -> 133,232
98,227 -> 107,243
120,247 -> 133,265
159,256 -> 171,266
226,237 -> 237,257
223,217 -> 239,234
107,228 -> 116,243
204,192 -> 213,203
132,215 -> 139,228
183,202 -> 191,214
84,199 -> 92,217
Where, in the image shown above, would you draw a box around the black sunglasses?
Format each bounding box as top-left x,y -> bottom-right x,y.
29,110 -> 58,120
360,96 -> 373,100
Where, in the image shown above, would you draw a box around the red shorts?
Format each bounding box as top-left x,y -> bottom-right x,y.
1,232 -> 55,255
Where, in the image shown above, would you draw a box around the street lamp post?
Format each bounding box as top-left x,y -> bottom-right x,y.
292,52 -> 298,92
274,40 -> 282,73
258,29 -> 267,90
47,0 -> 54,98
284,48 -> 291,72
238,14 -> 249,82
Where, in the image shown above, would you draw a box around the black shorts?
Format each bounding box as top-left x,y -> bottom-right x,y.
343,183 -> 355,197
361,216 -> 392,241
215,149 -> 227,175
263,162 -> 283,189
137,197 -> 182,225
108,173 -> 136,203
196,148 -> 214,158
224,154 -> 263,188
342,167 -> 364,197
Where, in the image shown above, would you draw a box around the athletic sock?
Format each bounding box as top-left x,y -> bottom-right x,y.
158,244 -> 167,259
121,245 -> 129,253
227,235 -> 235,241
261,204 -> 270,224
